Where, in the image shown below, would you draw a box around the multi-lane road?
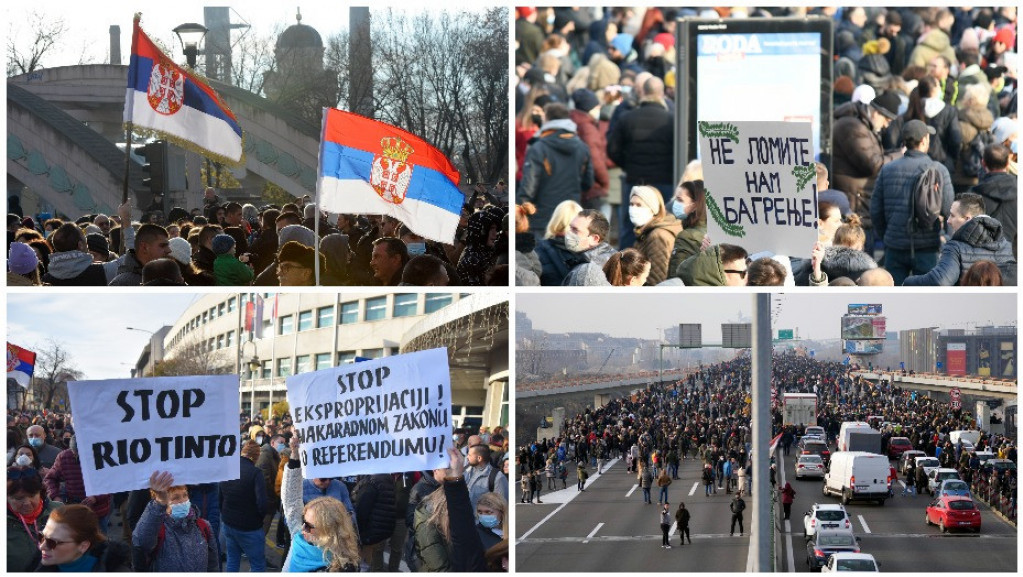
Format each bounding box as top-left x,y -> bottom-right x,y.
516,452 -> 1017,572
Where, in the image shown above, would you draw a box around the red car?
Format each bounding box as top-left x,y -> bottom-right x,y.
925,496 -> 981,533
887,437 -> 912,460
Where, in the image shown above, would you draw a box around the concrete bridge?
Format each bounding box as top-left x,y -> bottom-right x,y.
852,370 -> 1017,401
8,65 -> 319,216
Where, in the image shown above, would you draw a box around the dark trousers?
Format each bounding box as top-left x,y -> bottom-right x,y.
783,502 -> 792,520
661,523 -> 671,545
679,525 -> 691,545
731,513 -> 744,535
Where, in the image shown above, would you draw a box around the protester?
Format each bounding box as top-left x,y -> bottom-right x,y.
36,504 -> 131,571
8,466 -> 63,572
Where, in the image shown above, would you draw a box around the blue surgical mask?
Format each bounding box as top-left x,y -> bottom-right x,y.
478,514 -> 500,529
407,242 -> 427,256
276,443 -> 287,453
28,438 -> 43,449
169,501 -> 191,519
671,200 -> 687,220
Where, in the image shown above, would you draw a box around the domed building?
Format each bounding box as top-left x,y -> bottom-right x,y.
263,9 -> 340,126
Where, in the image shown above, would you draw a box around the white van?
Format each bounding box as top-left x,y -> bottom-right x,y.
949,430 -> 981,446
837,422 -> 873,452
823,451 -> 891,505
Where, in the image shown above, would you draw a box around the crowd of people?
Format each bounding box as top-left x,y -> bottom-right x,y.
7,409 -> 511,572
518,351 -> 1017,544
7,185 -> 509,287
514,7 -> 1017,286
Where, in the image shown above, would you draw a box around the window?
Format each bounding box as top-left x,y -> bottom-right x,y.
216,335 -> 225,350
202,311 -> 208,324
279,315 -> 294,335
315,353 -> 333,371
298,310 -> 313,332
393,294 -> 418,317
295,355 -> 312,374
361,348 -> 384,359
228,297 -> 237,312
499,381 -> 509,427
389,347 -> 400,357
218,303 -> 226,316
317,306 -> 334,328
209,307 -> 216,320
425,293 -> 453,314
340,302 -> 359,324
277,358 -> 292,377
262,319 -> 272,334
365,297 -> 387,321
226,330 -> 234,347
261,360 -> 272,379
338,351 -> 357,364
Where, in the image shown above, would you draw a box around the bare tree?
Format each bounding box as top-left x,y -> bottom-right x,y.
229,26 -> 280,95
7,12 -> 68,76
152,332 -> 232,377
31,339 -> 83,410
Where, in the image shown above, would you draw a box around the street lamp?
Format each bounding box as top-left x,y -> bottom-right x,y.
127,327 -> 156,376
240,340 -> 261,421
172,22 -> 208,69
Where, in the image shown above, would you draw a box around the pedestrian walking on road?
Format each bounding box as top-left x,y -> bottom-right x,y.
904,462 -> 915,496
639,464 -> 653,504
659,503 -> 672,549
702,464 -> 714,497
656,469 -> 672,504
577,462 -> 589,491
675,502 -> 691,546
521,472 -> 532,503
530,470 -> 543,503
729,492 -> 746,536
780,482 -> 796,520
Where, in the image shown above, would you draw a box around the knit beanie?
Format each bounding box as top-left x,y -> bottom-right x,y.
571,89 -> 599,113
86,233 -> 109,255
211,233 -> 235,255
168,236 -> 192,266
630,186 -> 661,214
8,242 -> 38,274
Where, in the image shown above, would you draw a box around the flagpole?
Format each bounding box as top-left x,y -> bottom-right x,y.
314,107 -> 327,287
121,123 -> 133,255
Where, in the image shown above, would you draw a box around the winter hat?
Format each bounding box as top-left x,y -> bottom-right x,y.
20,217 -> 35,231
211,233 -> 236,255
851,84 -> 876,104
870,91 -> 901,120
833,75 -> 855,96
629,185 -> 661,214
571,88 -> 599,113
85,233 -> 109,255
994,26 -> 1015,49
8,242 -> 38,274
83,224 -> 103,236
277,240 -> 321,271
278,224 -> 316,249
610,33 -> 634,56
653,32 -> 675,49
168,236 -> 192,266
517,7 -> 536,19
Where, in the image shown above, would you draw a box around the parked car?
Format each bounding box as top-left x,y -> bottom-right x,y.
796,454 -> 826,479
935,479 -> 971,499
898,450 -> 926,475
927,468 -> 962,496
914,456 -> 940,478
803,503 -> 853,540
887,437 -> 913,460
806,530 -> 860,571
925,496 -> 981,533
821,552 -> 879,573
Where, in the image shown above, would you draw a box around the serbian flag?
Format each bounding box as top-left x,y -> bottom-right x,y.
124,15 -> 243,164
7,343 -> 36,389
317,108 -> 465,244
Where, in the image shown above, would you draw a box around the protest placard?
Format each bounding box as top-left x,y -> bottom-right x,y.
698,120 -> 818,257
287,347 -> 452,478
67,375 -> 240,496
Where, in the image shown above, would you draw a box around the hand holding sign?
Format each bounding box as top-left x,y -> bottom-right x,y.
442,446 -> 465,479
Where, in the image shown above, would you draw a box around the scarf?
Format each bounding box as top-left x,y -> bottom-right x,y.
57,553 -> 97,572
289,533 -> 330,572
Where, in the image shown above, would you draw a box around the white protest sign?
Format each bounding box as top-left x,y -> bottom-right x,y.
287,347 -> 452,478
698,120 -> 818,256
67,375 -> 240,496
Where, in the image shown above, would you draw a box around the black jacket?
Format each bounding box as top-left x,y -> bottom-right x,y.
971,171 -> 1017,252
517,120 -> 594,237
354,474 -> 396,545
607,101 -> 674,185
218,456 -> 267,531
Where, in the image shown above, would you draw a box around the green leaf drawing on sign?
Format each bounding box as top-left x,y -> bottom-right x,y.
792,163 -> 816,193
705,189 -> 746,238
697,121 -> 740,143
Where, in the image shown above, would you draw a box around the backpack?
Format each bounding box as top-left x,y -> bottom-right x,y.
487,467 -> 500,493
132,518 -> 213,572
959,130 -> 995,179
908,162 -> 944,256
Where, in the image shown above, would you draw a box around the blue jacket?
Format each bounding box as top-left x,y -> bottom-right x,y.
870,150 -> 953,251
132,500 -> 218,572
903,216 -> 1017,286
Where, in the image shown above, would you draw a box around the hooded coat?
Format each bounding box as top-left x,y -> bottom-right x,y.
569,108 -> 610,202
676,246 -> 727,286
971,172 -> 1017,253
820,245 -> 878,283
903,216 -> 1017,285
908,28 -> 958,70
831,101 -> 892,228
41,251 -> 108,286
562,242 -> 618,286
518,119 -> 594,238
607,101 -> 675,186
457,209 -> 501,286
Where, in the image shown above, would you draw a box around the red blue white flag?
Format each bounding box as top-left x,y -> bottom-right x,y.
124,15 -> 243,164
316,108 -> 465,244
6,342 -> 36,389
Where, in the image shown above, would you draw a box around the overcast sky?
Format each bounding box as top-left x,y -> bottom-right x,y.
518,292 -> 1016,342
7,293 -> 201,380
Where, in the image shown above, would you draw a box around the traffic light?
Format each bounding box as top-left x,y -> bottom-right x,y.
133,141 -> 169,215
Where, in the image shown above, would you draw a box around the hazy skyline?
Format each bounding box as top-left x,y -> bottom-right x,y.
518,293 -> 1016,343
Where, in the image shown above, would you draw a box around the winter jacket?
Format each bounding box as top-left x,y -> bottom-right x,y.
518,120 -> 594,237
535,236 -> 575,286
870,150 -> 954,252
516,232 -> 542,286
41,251 -> 108,286
820,245 -> 878,283
213,254 -> 254,286
465,462 -> 509,510
667,225 -> 707,277
353,474 -> 396,545
903,216 -> 1017,286
193,245 -> 216,275
8,498 -> 62,572
607,101 -> 674,185
247,228 -> 279,278
675,507 -> 691,528
569,109 -> 610,201
634,215 -> 683,285
562,242 -> 617,286
43,450 -> 111,518
908,29 -> 958,71
108,250 -> 144,286
219,456 -> 267,531
888,105 -> 962,175
412,497 -> 451,572
131,500 -> 218,572
639,468 -> 653,488
254,444 -> 281,505
457,210 -> 500,286
677,246 -> 727,286
831,102 -> 894,228
971,172 -> 1017,253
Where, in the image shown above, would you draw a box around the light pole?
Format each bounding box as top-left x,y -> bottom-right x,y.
172,22 -> 208,69
240,340 -> 260,421
126,326 -> 156,376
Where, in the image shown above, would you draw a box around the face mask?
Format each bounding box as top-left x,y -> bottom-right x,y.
629,206 -> 654,227
28,438 -> 43,449
478,514 -> 500,529
671,200 -> 687,220
276,443 -> 287,453
407,242 -> 427,256
563,230 -> 583,252
169,501 -> 191,519
16,454 -> 32,467
255,436 -> 264,445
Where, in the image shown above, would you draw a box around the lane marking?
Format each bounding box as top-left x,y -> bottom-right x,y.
582,522 -> 604,544
517,502 -> 568,542
518,532 -> 1016,544
626,484 -> 638,497
689,481 -> 699,496
858,515 -> 871,534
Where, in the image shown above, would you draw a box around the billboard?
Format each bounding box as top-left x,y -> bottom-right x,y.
999,341 -> 1015,378
679,324 -> 702,348
722,323 -> 752,348
848,304 -> 882,315
841,315 -> 887,340
778,329 -> 794,340
844,340 -> 884,355
947,342 -> 967,376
